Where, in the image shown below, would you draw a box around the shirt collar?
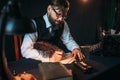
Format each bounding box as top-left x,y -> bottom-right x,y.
43,13 -> 52,28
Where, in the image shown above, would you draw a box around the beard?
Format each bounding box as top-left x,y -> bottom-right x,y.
48,15 -> 64,28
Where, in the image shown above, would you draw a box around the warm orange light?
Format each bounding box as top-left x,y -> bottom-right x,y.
82,0 -> 89,3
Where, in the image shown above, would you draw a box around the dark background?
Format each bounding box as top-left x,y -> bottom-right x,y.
0,0 -> 117,45
0,0 -> 119,61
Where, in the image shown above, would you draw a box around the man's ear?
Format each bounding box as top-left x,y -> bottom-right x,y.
47,5 -> 52,13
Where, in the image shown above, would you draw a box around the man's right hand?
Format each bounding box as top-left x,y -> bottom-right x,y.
49,50 -> 64,62
60,53 -> 76,64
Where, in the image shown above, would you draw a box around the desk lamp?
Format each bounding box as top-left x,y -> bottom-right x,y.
0,0 -> 36,80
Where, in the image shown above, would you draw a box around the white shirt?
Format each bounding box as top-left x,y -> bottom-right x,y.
21,14 -> 80,62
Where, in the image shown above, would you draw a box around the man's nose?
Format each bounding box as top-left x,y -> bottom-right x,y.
57,17 -> 64,21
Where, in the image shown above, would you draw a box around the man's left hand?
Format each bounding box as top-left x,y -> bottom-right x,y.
72,48 -> 85,60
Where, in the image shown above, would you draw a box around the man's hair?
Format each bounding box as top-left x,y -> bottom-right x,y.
50,0 -> 70,9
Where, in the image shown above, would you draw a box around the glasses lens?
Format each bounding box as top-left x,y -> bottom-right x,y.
52,7 -> 67,20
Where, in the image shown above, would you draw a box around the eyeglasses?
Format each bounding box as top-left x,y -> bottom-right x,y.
52,7 -> 67,20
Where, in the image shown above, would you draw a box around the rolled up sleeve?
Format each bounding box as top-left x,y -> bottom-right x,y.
61,21 -> 80,51
21,32 -> 49,62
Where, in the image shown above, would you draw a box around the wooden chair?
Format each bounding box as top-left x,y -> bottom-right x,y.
5,35 -> 23,61
13,35 -> 23,60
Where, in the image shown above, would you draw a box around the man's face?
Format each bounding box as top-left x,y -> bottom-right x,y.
47,5 -> 69,27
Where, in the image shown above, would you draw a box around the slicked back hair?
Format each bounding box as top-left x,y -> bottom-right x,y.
49,0 -> 70,9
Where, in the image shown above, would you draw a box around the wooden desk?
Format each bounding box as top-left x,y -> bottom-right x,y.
8,54 -> 120,80
72,55 -> 120,80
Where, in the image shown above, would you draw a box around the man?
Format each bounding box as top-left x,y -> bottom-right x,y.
21,0 -> 85,64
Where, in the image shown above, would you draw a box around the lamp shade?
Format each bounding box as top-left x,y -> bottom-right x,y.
0,0 -> 37,80
4,17 -> 36,35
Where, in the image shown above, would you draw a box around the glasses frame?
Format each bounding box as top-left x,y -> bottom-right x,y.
52,7 -> 67,20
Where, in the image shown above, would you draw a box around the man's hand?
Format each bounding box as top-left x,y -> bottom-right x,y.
72,48 -> 85,60
49,51 -> 76,64
49,50 -> 64,62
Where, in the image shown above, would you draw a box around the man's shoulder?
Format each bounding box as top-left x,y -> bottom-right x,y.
33,15 -> 44,21
32,16 -> 45,26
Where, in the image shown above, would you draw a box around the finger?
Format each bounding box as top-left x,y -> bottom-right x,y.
77,52 -> 84,60
72,52 -> 77,58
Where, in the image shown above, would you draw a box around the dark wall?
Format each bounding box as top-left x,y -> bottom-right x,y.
0,0 -> 116,61
19,0 -> 49,18
67,0 -> 103,45
0,0 -> 113,45
21,0 -> 104,45
19,0 -> 104,45
114,0 -> 120,33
